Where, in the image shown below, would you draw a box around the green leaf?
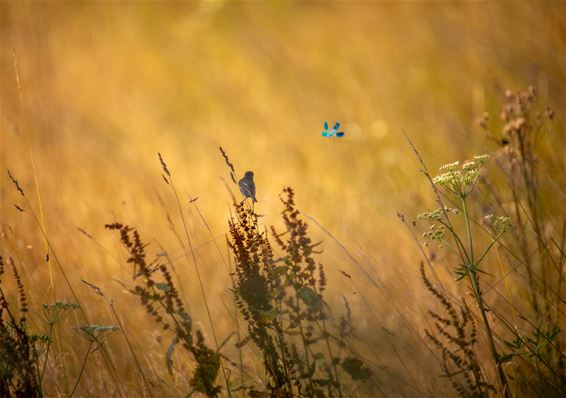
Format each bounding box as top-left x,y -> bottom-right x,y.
165,337 -> 178,375
297,287 -> 323,311
454,268 -> 467,281
258,308 -> 283,323
156,283 -> 171,292
504,337 -> 523,349
177,309 -> 191,322
341,357 -> 372,380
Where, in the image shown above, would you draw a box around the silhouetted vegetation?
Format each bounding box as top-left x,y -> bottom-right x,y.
1,3 -> 565,396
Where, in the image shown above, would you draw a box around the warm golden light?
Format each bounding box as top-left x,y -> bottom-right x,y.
1,2 -> 564,397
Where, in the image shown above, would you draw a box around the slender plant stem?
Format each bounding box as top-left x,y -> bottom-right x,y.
462,198 -> 475,264
68,341 -> 93,398
13,194 -> 123,394
168,176 -> 232,398
476,232 -> 504,266
226,246 -> 245,398
438,219 -> 471,264
274,319 -> 295,395
462,198 -> 510,397
466,270 -> 511,398
40,323 -> 54,384
320,318 -> 343,398
297,307 -> 315,393
109,302 -> 153,398
11,38 -> 54,296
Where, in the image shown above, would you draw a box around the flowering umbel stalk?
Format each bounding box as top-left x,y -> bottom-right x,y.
420,155 -> 512,398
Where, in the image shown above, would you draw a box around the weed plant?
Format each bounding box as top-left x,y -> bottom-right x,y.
223,149 -> 372,397
0,256 -> 42,398
417,87 -> 565,397
106,222 -> 222,397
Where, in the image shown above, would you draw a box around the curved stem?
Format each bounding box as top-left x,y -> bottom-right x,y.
466,272 -> 510,398
40,323 -> 54,384
109,302 -> 153,397
69,340 -> 93,398
476,232 -> 504,266
437,219 -> 471,265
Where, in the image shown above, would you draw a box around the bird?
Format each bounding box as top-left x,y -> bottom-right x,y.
238,171 -> 257,203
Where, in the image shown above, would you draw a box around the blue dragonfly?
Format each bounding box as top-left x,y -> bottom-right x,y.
321,121 -> 345,138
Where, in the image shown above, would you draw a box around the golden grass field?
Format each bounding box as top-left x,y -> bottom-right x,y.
1,2 -> 565,397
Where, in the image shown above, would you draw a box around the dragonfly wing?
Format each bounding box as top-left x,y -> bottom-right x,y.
322,132 -> 330,137
324,121 -> 329,130
335,132 -> 345,137
333,122 -> 340,131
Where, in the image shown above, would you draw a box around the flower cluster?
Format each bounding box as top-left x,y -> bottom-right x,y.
433,155 -> 489,198
418,206 -> 461,222
77,324 -> 119,343
423,224 -> 446,246
42,301 -> 80,326
484,215 -> 514,234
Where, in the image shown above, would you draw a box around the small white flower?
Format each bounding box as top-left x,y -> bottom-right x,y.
433,154 -> 489,198
473,154 -> 489,164
439,161 -> 460,172
484,214 -> 514,233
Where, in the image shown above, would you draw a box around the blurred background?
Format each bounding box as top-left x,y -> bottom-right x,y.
1,1 -> 565,396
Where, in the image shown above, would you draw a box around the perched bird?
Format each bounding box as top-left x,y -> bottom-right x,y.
238,171 -> 257,203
